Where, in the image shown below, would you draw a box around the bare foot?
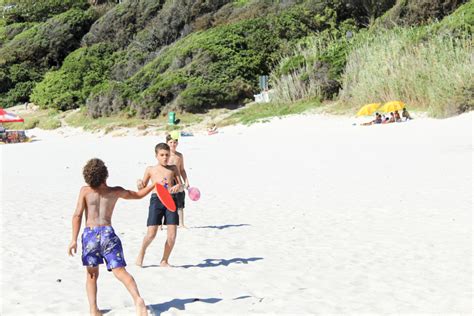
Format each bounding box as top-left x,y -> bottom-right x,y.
160,261 -> 171,267
135,298 -> 148,316
135,254 -> 144,267
90,309 -> 103,316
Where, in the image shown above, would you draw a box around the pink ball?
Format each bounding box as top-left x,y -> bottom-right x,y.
188,187 -> 201,201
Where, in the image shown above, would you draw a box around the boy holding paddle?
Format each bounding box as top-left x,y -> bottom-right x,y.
136,143 -> 183,267
68,158 -> 155,316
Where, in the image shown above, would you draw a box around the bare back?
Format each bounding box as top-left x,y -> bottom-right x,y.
76,185 -> 124,227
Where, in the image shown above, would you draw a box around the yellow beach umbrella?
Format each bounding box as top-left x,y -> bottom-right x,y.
356,103 -> 381,116
379,101 -> 405,113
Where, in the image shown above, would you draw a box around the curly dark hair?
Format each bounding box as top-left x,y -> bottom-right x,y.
83,158 -> 108,188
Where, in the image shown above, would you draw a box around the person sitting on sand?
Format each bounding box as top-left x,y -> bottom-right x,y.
394,110 -> 402,122
388,112 -> 395,123
68,158 -> 154,316
402,108 -> 413,121
207,123 -> 218,135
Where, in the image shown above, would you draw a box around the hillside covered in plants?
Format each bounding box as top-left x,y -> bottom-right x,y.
0,0 -> 472,121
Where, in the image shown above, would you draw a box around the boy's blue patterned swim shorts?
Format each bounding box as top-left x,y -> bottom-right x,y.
81,226 -> 126,271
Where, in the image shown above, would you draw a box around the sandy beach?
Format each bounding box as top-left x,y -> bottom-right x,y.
1,112 -> 472,315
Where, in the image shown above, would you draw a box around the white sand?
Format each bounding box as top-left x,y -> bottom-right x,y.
1,113 -> 472,315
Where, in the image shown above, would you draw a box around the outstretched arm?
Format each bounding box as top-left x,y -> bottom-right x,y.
68,187 -> 86,256
118,183 -> 155,200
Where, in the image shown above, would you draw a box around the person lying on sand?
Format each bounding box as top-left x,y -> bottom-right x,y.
361,113 -> 382,126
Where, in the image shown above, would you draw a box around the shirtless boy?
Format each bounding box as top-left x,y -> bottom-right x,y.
166,134 -> 190,228
136,143 -> 183,267
68,158 -> 154,316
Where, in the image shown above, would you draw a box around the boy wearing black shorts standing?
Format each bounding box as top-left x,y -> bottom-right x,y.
136,143 -> 183,267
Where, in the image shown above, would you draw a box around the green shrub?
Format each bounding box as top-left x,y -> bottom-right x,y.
270,24 -> 357,102
0,22 -> 37,45
5,80 -> 36,104
0,8 -> 95,66
431,1 -> 474,36
1,0 -> 89,24
31,43 -> 116,110
376,0 -> 467,27
86,2 -> 353,117
82,0 -> 167,48
0,7 -> 96,106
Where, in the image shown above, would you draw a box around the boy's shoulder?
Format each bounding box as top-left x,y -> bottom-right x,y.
80,185 -> 92,193
175,151 -> 184,158
147,164 -> 161,171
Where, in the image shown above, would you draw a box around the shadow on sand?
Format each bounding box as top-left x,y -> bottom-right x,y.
191,224 -> 251,230
99,309 -> 111,314
178,257 -> 263,269
148,297 -> 222,315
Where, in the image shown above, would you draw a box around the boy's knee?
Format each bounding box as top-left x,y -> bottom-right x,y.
112,267 -> 127,278
148,225 -> 160,237
147,230 -> 158,239
167,235 -> 176,245
86,268 -> 99,279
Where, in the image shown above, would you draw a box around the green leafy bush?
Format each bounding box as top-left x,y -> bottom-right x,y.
1,0 -> 89,24
0,8 -> 95,66
31,43 -> 116,110
85,2 -> 354,117
0,8 -> 95,106
0,22 -> 37,45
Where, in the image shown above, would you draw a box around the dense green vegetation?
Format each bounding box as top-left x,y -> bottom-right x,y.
270,1 -> 473,116
30,0 -> 366,118
0,1 -> 96,106
0,0 -> 471,127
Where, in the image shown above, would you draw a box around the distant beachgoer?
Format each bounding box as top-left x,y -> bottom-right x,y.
361,113 -> 381,126
374,113 -> 383,124
402,108 -> 413,121
68,158 -> 154,316
394,110 -> 401,122
208,124 -> 218,135
166,134 -> 190,229
388,112 -> 395,123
